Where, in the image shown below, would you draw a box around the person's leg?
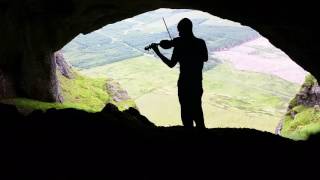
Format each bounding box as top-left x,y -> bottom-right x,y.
193,88 -> 205,129
194,105 -> 205,129
180,104 -> 193,128
178,86 -> 193,128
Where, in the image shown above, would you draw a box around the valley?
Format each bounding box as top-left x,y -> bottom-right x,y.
81,55 -> 301,132
61,8 -> 307,133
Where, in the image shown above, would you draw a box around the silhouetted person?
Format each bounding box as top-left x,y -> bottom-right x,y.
150,18 -> 208,129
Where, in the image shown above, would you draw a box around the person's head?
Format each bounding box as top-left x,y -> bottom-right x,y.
177,18 -> 193,37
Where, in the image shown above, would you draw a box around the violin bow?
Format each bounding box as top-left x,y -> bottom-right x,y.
162,17 -> 172,40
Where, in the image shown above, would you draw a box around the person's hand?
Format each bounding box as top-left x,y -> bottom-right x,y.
151,43 -> 160,54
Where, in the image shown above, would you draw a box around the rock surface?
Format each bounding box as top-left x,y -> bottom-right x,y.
55,51 -> 74,79
0,102 -> 319,178
276,75 -> 320,135
296,83 -> 320,107
106,79 -> 131,102
0,0 -> 319,102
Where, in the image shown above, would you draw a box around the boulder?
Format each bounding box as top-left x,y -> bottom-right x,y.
55,51 -> 74,79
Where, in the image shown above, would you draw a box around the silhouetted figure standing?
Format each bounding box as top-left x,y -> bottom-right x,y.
150,18 -> 208,129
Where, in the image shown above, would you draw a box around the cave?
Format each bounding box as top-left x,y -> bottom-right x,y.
1,0 -> 320,178
0,0 -> 319,101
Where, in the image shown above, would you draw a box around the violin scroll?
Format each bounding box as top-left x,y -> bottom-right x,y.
144,43 -> 159,51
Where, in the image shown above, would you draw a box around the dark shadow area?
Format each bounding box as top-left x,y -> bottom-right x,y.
1,103 -> 320,179
1,1 -> 320,179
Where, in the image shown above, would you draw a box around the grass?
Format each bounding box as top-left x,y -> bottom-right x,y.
81,55 -> 301,132
115,99 -> 137,111
5,98 -> 86,111
281,107 -> 320,140
302,74 -> 317,87
57,70 -> 110,111
281,74 -> 320,140
81,55 -> 180,99
1,70 -> 135,113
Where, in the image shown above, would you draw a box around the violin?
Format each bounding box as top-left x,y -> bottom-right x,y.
145,17 -> 175,51
145,40 -> 174,51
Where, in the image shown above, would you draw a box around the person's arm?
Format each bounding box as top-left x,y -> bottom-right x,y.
151,44 -> 178,68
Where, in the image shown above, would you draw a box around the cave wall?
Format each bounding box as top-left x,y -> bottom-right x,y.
0,0 -> 319,102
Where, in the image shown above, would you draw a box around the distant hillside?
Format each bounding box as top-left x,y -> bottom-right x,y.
213,37 -> 307,84
62,9 -> 260,70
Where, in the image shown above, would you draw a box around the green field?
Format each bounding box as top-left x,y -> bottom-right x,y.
81,55 -> 300,132
1,70 -> 135,113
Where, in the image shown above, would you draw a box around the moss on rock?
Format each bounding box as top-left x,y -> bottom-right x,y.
281,74 -> 320,140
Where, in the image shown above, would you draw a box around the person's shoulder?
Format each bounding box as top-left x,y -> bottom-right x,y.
193,37 -> 206,47
195,37 -> 206,44
172,37 -> 181,43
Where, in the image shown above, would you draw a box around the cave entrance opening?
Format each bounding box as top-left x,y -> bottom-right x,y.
59,8 -> 308,134
0,8 -> 294,136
